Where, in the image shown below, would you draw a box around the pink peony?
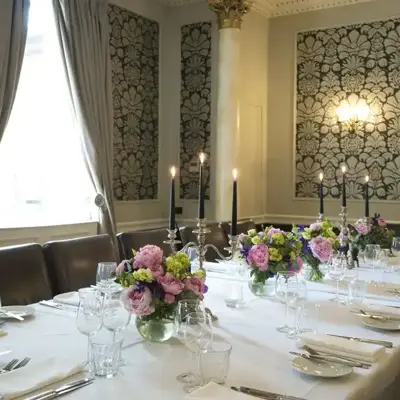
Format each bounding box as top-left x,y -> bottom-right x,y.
133,245 -> 164,277
266,228 -> 282,237
116,259 -> 129,274
309,222 -> 322,232
184,277 -> 206,296
289,257 -> 303,273
247,243 -> 269,271
355,222 -> 371,236
378,219 -> 387,227
309,236 -> 333,263
164,293 -> 175,304
125,286 -> 154,316
158,273 -> 184,295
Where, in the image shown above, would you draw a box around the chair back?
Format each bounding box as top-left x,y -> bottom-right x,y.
43,234 -> 117,294
180,223 -> 229,262
0,243 -> 52,305
221,219 -> 257,237
117,228 -> 175,260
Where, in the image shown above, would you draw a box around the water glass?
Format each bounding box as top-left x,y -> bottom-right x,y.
364,244 -> 381,268
392,237 -> 400,258
352,280 -> 368,304
328,256 -> 346,303
96,262 -> 117,291
343,268 -> 358,304
199,340 -> 232,385
175,300 -> 205,336
90,336 -> 122,378
295,302 -> 320,335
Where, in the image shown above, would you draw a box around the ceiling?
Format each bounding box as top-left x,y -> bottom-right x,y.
159,0 -> 378,17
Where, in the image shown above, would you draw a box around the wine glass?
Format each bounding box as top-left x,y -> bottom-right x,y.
275,272 -> 300,334
175,300 -> 206,338
176,311 -> 213,385
96,262 -> 118,292
76,289 -> 103,370
102,291 -> 131,365
328,256 -> 346,303
391,238 -> 400,272
342,267 -> 359,304
364,244 -> 381,269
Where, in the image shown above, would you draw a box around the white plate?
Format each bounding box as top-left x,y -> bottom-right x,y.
292,356 -> 353,378
361,316 -> 400,331
0,305 -> 35,319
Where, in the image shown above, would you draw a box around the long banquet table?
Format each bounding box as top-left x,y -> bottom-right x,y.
2,262 -> 400,400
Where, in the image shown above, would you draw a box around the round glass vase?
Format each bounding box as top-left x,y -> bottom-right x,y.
135,316 -> 175,343
302,262 -> 324,282
248,276 -> 276,297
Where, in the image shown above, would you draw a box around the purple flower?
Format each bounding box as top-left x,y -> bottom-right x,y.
247,243 -> 269,271
116,259 -> 130,274
309,236 -> 333,263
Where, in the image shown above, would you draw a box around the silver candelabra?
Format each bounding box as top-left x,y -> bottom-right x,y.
316,213 -> 324,222
164,218 -> 239,271
339,206 -> 355,268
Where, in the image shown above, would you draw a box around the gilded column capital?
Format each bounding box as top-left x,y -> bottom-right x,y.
208,0 -> 253,30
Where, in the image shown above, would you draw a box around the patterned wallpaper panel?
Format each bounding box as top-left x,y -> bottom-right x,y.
180,22 -> 212,200
296,18 -> 400,200
109,5 -> 159,200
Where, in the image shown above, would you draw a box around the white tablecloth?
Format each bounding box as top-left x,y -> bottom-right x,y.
1,265 -> 400,400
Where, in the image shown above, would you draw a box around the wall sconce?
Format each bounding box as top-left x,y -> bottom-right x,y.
336,101 -> 370,133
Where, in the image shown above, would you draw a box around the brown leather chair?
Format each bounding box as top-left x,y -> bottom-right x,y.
43,234 -> 117,295
117,228 -> 178,260
221,219 -> 257,237
0,243 -> 52,305
180,223 -> 229,262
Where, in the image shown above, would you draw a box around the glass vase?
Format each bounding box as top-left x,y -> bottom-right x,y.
135,316 -> 175,343
248,276 -> 276,297
302,263 -> 324,282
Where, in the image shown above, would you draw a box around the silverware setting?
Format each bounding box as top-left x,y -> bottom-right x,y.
0,357 -> 31,374
25,378 -> 94,400
290,351 -> 370,369
0,309 -> 24,321
327,334 -> 393,348
231,386 -> 305,400
355,309 -> 400,322
39,301 -> 76,312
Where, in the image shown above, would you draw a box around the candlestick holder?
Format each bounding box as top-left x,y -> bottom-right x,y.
164,218 -> 239,271
339,206 -> 355,269
316,213 -> 324,222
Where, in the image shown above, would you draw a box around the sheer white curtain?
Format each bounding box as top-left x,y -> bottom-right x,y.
0,0 -> 96,228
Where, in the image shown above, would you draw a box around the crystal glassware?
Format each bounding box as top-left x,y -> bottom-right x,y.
342,267 -> 358,304
391,237 -> 400,258
328,256 -> 346,303
275,272 -> 299,333
76,289 -> 102,370
364,244 -> 381,269
90,334 -> 123,378
352,280 -> 368,304
96,262 -> 118,292
175,300 -> 206,337
294,302 -> 320,335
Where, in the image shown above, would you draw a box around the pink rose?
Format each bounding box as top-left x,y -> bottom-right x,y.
266,228 -> 282,237
164,293 -> 175,304
149,265 -> 164,278
125,286 -> 154,316
247,243 -> 269,271
184,277 -> 206,296
355,222 -> 371,236
309,236 -> 333,263
158,273 -> 184,295
378,219 -> 387,227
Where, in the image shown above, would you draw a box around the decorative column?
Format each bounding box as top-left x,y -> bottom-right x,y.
208,0 -> 252,222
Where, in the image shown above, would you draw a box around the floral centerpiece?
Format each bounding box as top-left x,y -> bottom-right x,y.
115,245 -> 207,342
239,227 -> 303,296
349,214 -> 394,265
293,220 -> 340,282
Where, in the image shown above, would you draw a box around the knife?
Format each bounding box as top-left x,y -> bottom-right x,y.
25,378 -> 93,400
0,309 -> 24,321
355,312 -> 400,322
232,386 -> 305,400
327,334 -> 393,348
290,351 -> 370,369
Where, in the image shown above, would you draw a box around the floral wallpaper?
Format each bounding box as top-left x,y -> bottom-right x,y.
109,5 -> 159,200
180,22 -> 212,200
296,18 -> 400,200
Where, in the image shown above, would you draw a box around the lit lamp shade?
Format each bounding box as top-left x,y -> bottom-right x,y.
336,101 -> 370,122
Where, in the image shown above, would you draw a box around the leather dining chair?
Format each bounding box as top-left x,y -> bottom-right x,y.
117,228 -> 179,260
221,219 -> 257,237
180,223 -> 229,262
43,234 -> 117,295
0,243 -> 52,306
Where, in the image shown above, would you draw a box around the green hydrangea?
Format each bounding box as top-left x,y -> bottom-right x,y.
248,229 -> 257,237
251,236 -> 262,245
132,268 -> 154,283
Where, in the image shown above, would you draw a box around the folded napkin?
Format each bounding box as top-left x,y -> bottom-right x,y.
0,358 -> 83,400
53,292 -> 80,307
363,304 -> 400,318
298,333 -> 386,363
186,383 -> 252,399
0,331 -> 7,337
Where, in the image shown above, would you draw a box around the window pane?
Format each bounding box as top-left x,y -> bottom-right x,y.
0,0 -> 96,228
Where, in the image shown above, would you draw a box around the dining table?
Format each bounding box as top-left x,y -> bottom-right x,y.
1,261 -> 400,400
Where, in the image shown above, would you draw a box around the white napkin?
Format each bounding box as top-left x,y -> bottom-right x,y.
363,304 -> 400,318
0,358 -> 83,400
53,292 -> 80,307
185,383 -> 252,399
298,333 -> 386,363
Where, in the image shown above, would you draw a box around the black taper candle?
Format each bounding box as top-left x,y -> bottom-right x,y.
342,166 -> 347,207
231,169 -> 238,236
198,153 -> 205,219
169,167 -> 176,230
319,173 -> 324,215
365,176 -> 370,218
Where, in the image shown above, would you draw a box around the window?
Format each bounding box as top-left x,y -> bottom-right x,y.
0,0 -> 96,228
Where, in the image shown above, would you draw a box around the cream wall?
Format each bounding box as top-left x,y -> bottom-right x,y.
267,0 -> 400,225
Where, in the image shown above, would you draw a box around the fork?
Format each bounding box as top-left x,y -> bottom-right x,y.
13,357 -> 31,370
0,359 -> 19,374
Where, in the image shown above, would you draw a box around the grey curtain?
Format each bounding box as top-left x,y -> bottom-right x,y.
52,0 -> 117,241
0,0 -> 30,141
